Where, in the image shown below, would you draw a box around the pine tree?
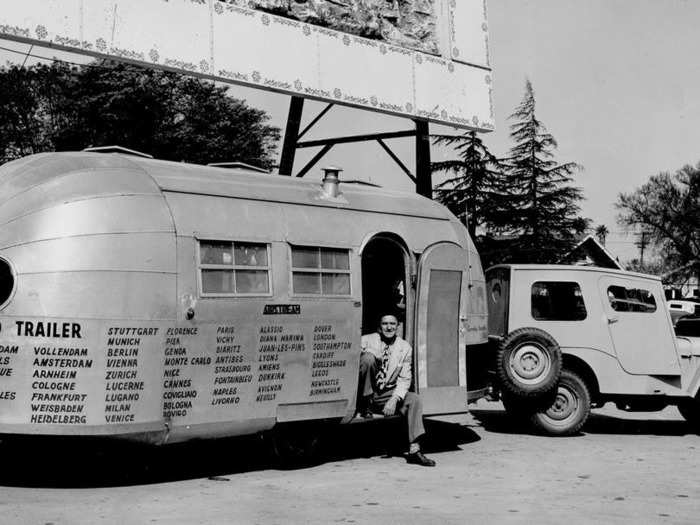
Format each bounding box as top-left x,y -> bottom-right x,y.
431,130 -> 506,240
499,80 -> 584,263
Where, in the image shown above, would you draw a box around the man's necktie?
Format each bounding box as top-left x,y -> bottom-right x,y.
376,344 -> 390,390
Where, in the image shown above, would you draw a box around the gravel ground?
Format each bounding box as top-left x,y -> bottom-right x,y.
1,400 -> 698,525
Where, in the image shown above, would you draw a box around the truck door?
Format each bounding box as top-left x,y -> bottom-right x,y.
598,276 -> 680,375
414,242 -> 469,414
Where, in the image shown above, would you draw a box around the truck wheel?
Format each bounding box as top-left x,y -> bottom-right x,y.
530,369 -> 591,436
497,327 -> 562,398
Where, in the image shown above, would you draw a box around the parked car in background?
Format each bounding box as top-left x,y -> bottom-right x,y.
676,317 -> 700,338
486,265 -> 700,436
667,299 -> 700,325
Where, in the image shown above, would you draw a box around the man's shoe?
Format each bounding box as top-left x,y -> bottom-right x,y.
406,451 -> 436,467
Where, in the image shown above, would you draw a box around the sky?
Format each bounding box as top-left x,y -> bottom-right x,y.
2,0 -> 700,263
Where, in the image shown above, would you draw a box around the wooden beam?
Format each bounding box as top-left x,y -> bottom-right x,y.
376,139 -> 416,183
414,119 -> 432,198
297,103 -> 335,141
296,129 -> 416,149
295,144 -> 334,178
278,96 -> 305,175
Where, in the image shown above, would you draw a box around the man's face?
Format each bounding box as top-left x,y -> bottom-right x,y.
379,315 -> 398,339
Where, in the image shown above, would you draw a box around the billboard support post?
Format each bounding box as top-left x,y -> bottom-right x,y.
279,96 -> 304,176
414,119 -> 432,198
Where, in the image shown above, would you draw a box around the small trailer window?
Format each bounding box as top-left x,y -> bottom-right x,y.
607,285 -> 657,312
291,246 -> 351,296
199,240 -> 271,296
0,257 -> 14,308
531,281 -> 587,321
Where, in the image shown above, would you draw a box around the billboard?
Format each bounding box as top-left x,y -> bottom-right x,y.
0,0 -> 494,131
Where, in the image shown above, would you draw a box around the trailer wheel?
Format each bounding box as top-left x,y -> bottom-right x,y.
269,423 -> 323,468
497,327 -> 562,398
678,398 -> 700,430
530,369 -> 591,436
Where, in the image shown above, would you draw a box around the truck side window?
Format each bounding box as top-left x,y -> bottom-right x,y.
607,285 -> 656,313
199,240 -> 271,296
291,245 -> 351,296
531,281 -> 587,321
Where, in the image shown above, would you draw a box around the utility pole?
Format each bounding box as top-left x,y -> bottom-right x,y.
635,229 -> 650,270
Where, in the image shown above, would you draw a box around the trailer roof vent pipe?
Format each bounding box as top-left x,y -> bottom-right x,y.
321,166 -> 342,198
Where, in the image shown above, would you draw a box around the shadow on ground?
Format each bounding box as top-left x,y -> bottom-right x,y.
471,403 -> 698,438
584,412 -> 693,436
324,417 -> 481,461
0,419 -> 480,489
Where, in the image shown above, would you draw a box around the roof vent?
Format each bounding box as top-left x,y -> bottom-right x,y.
207,161 -> 269,173
321,166 -> 343,199
83,145 -> 153,159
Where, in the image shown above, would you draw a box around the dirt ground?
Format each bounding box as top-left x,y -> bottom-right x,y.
1,400 -> 698,525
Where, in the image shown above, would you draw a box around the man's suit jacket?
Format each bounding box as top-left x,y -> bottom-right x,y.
360,332 -> 412,400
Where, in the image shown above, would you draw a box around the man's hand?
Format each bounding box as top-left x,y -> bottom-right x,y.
383,396 -> 399,416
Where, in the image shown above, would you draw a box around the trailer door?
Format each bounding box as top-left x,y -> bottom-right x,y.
414,242 -> 469,414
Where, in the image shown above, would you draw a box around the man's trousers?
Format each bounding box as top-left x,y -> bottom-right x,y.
358,351 -> 426,443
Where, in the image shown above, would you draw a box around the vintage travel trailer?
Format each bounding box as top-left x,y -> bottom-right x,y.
0,151 -> 488,445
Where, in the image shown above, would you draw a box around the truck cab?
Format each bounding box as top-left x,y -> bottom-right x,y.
486,264 -> 700,435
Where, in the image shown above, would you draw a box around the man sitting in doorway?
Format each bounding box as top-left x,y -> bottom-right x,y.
357,313 -> 436,467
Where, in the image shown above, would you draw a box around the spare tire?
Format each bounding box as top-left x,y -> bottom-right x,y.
497,327 -> 562,398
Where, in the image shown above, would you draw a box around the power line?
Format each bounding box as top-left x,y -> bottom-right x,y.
0,44 -> 120,71
20,44 -> 33,68
0,44 -> 80,65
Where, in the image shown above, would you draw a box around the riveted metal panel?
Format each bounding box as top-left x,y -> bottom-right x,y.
0,169 -> 162,227
163,191 -> 459,255
0,153 -> 147,199
0,195 -> 174,250
1,233 -> 176,275
6,272 -> 176,320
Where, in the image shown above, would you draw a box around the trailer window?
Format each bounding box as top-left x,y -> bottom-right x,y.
531,281 -> 587,321
291,246 -> 350,296
607,285 -> 657,312
199,240 -> 270,295
0,258 -> 14,308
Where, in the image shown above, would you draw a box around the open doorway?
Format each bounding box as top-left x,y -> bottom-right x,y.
361,235 -> 411,339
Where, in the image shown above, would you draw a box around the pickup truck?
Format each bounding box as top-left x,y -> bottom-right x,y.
486,264 -> 700,435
